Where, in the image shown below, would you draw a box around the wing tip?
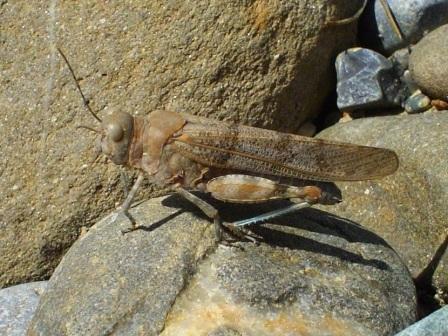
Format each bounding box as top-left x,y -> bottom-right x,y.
336,147 -> 399,181
379,148 -> 400,176
361,148 -> 400,180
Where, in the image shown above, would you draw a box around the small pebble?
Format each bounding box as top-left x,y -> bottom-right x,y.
404,91 -> 431,114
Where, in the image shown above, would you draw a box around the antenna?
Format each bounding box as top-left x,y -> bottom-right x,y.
76,125 -> 100,133
57,47 -> 102,123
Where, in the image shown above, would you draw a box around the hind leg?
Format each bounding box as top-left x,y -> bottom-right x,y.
176,188 -> 257,243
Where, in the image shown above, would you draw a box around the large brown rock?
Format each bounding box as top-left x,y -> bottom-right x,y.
0,1 -> 362,287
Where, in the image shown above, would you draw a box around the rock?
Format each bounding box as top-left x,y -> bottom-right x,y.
335,47 -> 427,113
409,24 -> 448,100
403,91 -> 431,114
389,48 -> 420,93
0,0 -> 362,288
317,111 -> 448,293
335,48 -> 408,110
27,197 -> 217,336
394,306 -> 448,336
359,0 -> 448,54
431,99 -> 448,111
296,121 -> 317,137
389,48 -> 411,78
28,196 -> 416,336
0,282 -> 47,336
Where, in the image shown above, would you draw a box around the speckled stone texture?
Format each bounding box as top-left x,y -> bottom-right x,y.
0,0 -> 362,288
317,111 -> 448,293
395,306 -> 448,336
27,196 -> 416,336
359,0 -> 448,54
335,48 -> 406,110
409,24 -> 448,100
0,282 -> 47,336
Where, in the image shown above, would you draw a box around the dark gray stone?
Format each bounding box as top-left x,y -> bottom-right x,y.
403,91 -> 431,114
336,48 -> 408,110
409,24 -> 448,100
28,196 -> 416,336
317,111 -> 448,293
389,48 -> 410,77
394,306 -> 448,336
0,282 -> 47,336
360,0 -> 448,54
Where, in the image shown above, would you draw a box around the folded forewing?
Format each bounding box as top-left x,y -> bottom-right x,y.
172,120 -> 398,182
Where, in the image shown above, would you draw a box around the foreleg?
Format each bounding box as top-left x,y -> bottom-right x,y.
117,172 -> 145,233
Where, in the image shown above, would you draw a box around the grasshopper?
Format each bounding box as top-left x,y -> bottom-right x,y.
58,49 -> 398,240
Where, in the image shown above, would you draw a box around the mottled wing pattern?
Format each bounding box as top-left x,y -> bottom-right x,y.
172,120 -> 398,182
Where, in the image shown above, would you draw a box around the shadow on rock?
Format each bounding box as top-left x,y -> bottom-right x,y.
161,193 -> 392,271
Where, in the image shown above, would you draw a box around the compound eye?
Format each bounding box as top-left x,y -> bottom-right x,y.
107,123 -> 124,142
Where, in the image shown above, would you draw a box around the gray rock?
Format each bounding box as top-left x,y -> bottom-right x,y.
27,196 -> 416,336
409,24 -> 448,100
403,91 -> 431,114
389,48 -> 411,78
335,48 -> 408,110
389,49 -> 421,93
0,282 -> 47,336
317,111 -> 448,293
394,306 -> 448,336
334,45 -> 434,114
360,0 -> 448,54
0,0 -> 362,288
27,197 -> 217,336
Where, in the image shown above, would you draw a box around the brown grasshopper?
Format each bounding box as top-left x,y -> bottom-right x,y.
58,49 -> 398,240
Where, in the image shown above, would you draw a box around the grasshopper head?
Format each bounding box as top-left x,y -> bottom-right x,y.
99,111 -> 134,165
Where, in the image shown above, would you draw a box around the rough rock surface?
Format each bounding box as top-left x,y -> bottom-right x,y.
360,0 -> 448,54
0,281 -> 47,336
395,306 -> 448,336
335,48 -> 407,110
409,24 -> 448,100
28,196 -> 416,336
317,111 -> 448,292
0,1 -> 363,287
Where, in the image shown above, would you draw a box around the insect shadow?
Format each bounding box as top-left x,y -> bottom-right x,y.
160,189 -> 391,271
